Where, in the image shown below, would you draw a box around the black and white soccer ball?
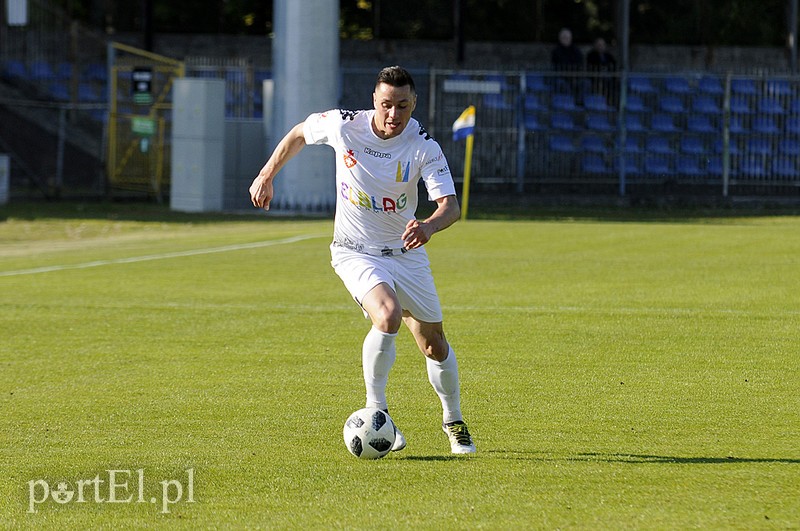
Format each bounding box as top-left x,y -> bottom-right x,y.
343,407 -> 396,459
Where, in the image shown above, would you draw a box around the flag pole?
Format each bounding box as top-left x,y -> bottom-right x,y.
462,132 -> 473,220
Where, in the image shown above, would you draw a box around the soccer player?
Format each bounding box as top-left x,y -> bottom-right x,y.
249,66 -> 476,454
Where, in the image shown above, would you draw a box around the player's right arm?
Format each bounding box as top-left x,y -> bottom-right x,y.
249,122 -> 307,211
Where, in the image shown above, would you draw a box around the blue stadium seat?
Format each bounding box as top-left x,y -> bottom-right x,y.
584,94 -> 612,112
551,112 -> 578,130
524,94 -> 544,111
772,157 -> 800,178
625,94 -> 647,113
2,59 -> 27,80
551,94 -> 579,111
786,117 -> 800,135
623,156 -> 641,174
582,136 -> 607,153
686,114 -> 716,133
525,73 -> 548,92
646,136 -> 674,154
78,82 -> 100,102
483,93 -> 513,110
740,158 -> 766,177
714,138 -> 740,155
582,155 -> 610,173
48,82 -> 69,101
747,138 -> 772,155
55,62 -> 72,80
586,114 -> 614,132
645,156 -> 673,175
729,116 -> 748,134
624,114 -> 646,132
698,76 -> 723,95
765,79 -> 792,97
680,136 -> 706,155
665,76 -> 692,94
729,96 -> 753,114
628,75 -> 656,93
692,95 -> 720,114
676,156 -> 703,175
753,116 -> 780,134
731,79 -> 758,95
757,97 -> 785,115
524,113 -> 544,131
659,96 -> 686,113
549,135 -> 577,152
779,138 -> 800,156
624,136 -> 643,153
30,60 -> 55,80
708,157 -> 724,175
790,98 -> 800,114
651,113 -> 679,132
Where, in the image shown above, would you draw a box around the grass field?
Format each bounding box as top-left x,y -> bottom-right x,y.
1,202 -> 799,529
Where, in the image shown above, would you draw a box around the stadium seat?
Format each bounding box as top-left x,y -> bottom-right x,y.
747,138 -> 772,155
2,59 -> 27,80
729,116 -> 748,134
483,93 -> 513,110
698,76 -> 723,95
525,73 -> 548,92
779,138 -> 800,156
524,94 -> 544,111
645,156 -> 673,175
624,114 -> 646,132
753,116 -> 780,134
625,94 -> 647,113
740,158 -> 766,177
680,136 -> 706,155
676,156 -> 703,176
651,114 -> 679,132
729,96 -> 753,114
765,79 -> 792,97
582,136 -> 607,153
549,135 -> 577,152
584,94 -> 612,112
55,62 -> 72,80
665,76 -> 692,94
757,97 -> 785,115
646,136 -> 674,154
713,138 -> 740,155
551,112 -> 578,130
659,96 -> 686,113
29,60 -> 55,80
785,117 -> 800,135
692,95 -> 720,114
582,155 -> 610,173
687,115 -> 716,134
551,94 -> 579,111
48,82 -> 70,101
82,62 -> 107,82
708,157 -> 724,175
524,113 -> 544,131
586,114 -> 615,132
790,98 -> 800,114
772,157 -> 800,178
77,83 -> 99,102
628,75 -> 656,93
624,136 -> 643,153
731,78 -> 758,95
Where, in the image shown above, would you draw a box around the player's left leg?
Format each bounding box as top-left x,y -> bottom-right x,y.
403,314 -> 476,454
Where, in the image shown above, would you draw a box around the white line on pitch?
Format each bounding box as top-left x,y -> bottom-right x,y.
0,234 -> 327,277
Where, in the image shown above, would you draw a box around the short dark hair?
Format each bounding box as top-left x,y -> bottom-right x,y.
375,66 -> 416,95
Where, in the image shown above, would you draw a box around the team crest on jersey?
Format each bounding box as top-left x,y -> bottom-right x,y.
343,149 -> 358,168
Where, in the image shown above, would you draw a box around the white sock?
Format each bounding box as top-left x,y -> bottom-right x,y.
362,326 -> 397,410
426,345 -> 463,424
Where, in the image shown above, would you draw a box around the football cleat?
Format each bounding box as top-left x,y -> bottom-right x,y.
442,421 -> 476,454
391,424 -> 406,452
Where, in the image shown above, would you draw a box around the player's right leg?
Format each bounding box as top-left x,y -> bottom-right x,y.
360,283 -> 406,451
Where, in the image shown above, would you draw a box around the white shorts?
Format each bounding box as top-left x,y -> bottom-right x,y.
330,244 -> 444,323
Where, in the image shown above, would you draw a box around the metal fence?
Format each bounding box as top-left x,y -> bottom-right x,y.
427,69 -> 800,196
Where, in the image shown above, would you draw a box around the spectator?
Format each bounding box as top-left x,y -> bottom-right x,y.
551,28 -> 584,71
586,38 -> 617,72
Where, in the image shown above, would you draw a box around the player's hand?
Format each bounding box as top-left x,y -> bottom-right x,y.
402,219 -> 434,250
249,174 -> 274,211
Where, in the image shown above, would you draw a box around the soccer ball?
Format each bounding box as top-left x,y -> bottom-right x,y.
343,407 -> 396,459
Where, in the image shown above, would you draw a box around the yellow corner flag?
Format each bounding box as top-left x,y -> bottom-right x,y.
452,106 -> 475,220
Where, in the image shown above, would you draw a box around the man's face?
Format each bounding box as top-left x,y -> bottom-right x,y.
372,82 -> 416,139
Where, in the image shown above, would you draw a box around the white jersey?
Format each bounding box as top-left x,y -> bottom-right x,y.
303,109 -> 456,253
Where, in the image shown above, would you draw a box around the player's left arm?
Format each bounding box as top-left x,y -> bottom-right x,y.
402,194 -> 460,250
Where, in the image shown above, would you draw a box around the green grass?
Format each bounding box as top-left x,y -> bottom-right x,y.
1,202 -> 798,529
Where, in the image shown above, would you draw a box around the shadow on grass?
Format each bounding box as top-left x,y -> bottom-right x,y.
396,455 -> 473,462
485,450 -> 800,465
